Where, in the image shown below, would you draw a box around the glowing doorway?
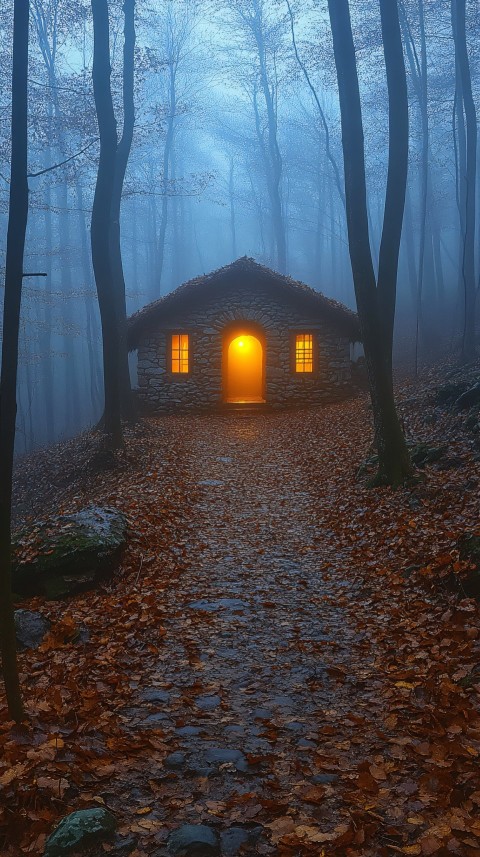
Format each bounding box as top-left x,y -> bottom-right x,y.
226,334 -> 265,403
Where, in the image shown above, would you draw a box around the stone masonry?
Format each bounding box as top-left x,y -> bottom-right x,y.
135,283 -> 355,410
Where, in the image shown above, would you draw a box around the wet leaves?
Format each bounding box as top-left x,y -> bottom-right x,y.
2,361 -> 480,855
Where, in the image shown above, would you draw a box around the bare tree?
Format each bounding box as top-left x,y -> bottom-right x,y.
110,0 -> 136,420
0,0 -> 30,723
327,0 -> 411,485
91,0 -> 122,446
399,0 -> 430,371
151,2 -> 199,291
221,0 -> 287,272
451,0 -> 477,362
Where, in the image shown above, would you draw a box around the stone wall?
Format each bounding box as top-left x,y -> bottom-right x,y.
136,285 -> 354,410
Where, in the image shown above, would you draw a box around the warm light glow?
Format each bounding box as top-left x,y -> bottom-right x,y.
295,333 -> 313,373
171,333 -> 189,373
226,334 -> 264,403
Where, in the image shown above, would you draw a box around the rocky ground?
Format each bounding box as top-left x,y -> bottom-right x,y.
1,358 -> 480,856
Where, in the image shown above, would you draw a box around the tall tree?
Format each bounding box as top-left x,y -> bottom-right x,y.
110,0 -> 136,419
285,0 -> 345,210
0,0 -> 30,722
399,0 -> 430,368
451,0 -> 477,362
91,0 -> 122,446
327,0 -> 411,485
222,0 -> 287,272
246,0 -> 287,272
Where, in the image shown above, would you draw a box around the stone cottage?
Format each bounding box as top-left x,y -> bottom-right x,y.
127,257 -> 361,410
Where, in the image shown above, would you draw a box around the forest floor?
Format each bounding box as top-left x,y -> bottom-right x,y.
2,359 -> 480,857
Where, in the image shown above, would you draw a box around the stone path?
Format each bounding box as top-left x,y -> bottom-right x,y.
15,400 -> 480,856
119,408 -> 396,854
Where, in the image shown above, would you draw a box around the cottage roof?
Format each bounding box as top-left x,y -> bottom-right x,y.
127,257 -> 361,348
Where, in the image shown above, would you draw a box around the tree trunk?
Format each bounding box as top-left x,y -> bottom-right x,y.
377,0 -> 410,369
399,0 -> 429,371
59,181 -> 82,434
451,0 -> 477,361
327,0 -> 411,486
156,62 -> 176,291
91,0 -> 122,447
109,0 -> 135,420
77,179 -> 102,415
250,12 -> 286,272
0,0 -> 29,723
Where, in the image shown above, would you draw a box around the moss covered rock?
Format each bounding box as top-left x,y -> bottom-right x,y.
13,506 -> 127,599
44,808 -> 117,857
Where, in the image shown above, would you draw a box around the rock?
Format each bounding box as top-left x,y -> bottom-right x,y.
205,748 -> 248,772
165,752 -> 186,769
14,609 -> 50,650
176,725 -> 201,737
312,773 -> 338,784
12,506 -> 127,599
224,724 -> 245,736
251,708 -> 272,720
220,828 -> 254,855
409,442 -> 447,468
44,808 -> 117,857
195,694 -> 221,710
185,763 -> 212,778
436,381 -> 469,406
143,712 -> 172,728
139,687 -> 170,704
456,382 -> 480,411
298,737 -> 316,747
167,824 -> 220,856
285,721 -> 305,732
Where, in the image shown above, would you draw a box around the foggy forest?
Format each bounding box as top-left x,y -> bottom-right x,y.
1,0 -> 480,855
0,0 -> 477,451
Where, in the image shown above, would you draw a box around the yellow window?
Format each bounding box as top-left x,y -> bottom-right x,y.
295,333 -> 313,373
171,333 -> 189,373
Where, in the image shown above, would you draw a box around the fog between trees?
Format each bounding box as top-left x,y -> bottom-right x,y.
0,0 -> 478,452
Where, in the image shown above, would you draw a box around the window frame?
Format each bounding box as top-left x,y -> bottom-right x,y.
291,330 -> 317,375
167,331 -> 192,376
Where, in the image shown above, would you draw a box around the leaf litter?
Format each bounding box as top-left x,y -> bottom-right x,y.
1,359 -> 480,856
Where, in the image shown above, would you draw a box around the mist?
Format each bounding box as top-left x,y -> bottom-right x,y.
0,0 -> 478,452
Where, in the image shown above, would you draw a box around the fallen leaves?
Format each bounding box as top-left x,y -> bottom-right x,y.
2,358 -> 480,855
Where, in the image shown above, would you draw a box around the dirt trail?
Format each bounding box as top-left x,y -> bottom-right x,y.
5,399 -> 480,855
110,406 -> 479,854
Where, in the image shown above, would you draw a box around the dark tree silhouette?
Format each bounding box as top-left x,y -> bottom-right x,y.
91,0 -> 123,447
327,0 -> 411,486
110,0 -> 136,420
451,0 -> 477,363
0,0 -> 30,723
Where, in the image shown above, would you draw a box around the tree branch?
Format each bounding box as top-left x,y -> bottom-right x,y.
27,139 -> 98,178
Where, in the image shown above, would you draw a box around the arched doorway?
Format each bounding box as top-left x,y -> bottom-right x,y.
225,332 -> 265,403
